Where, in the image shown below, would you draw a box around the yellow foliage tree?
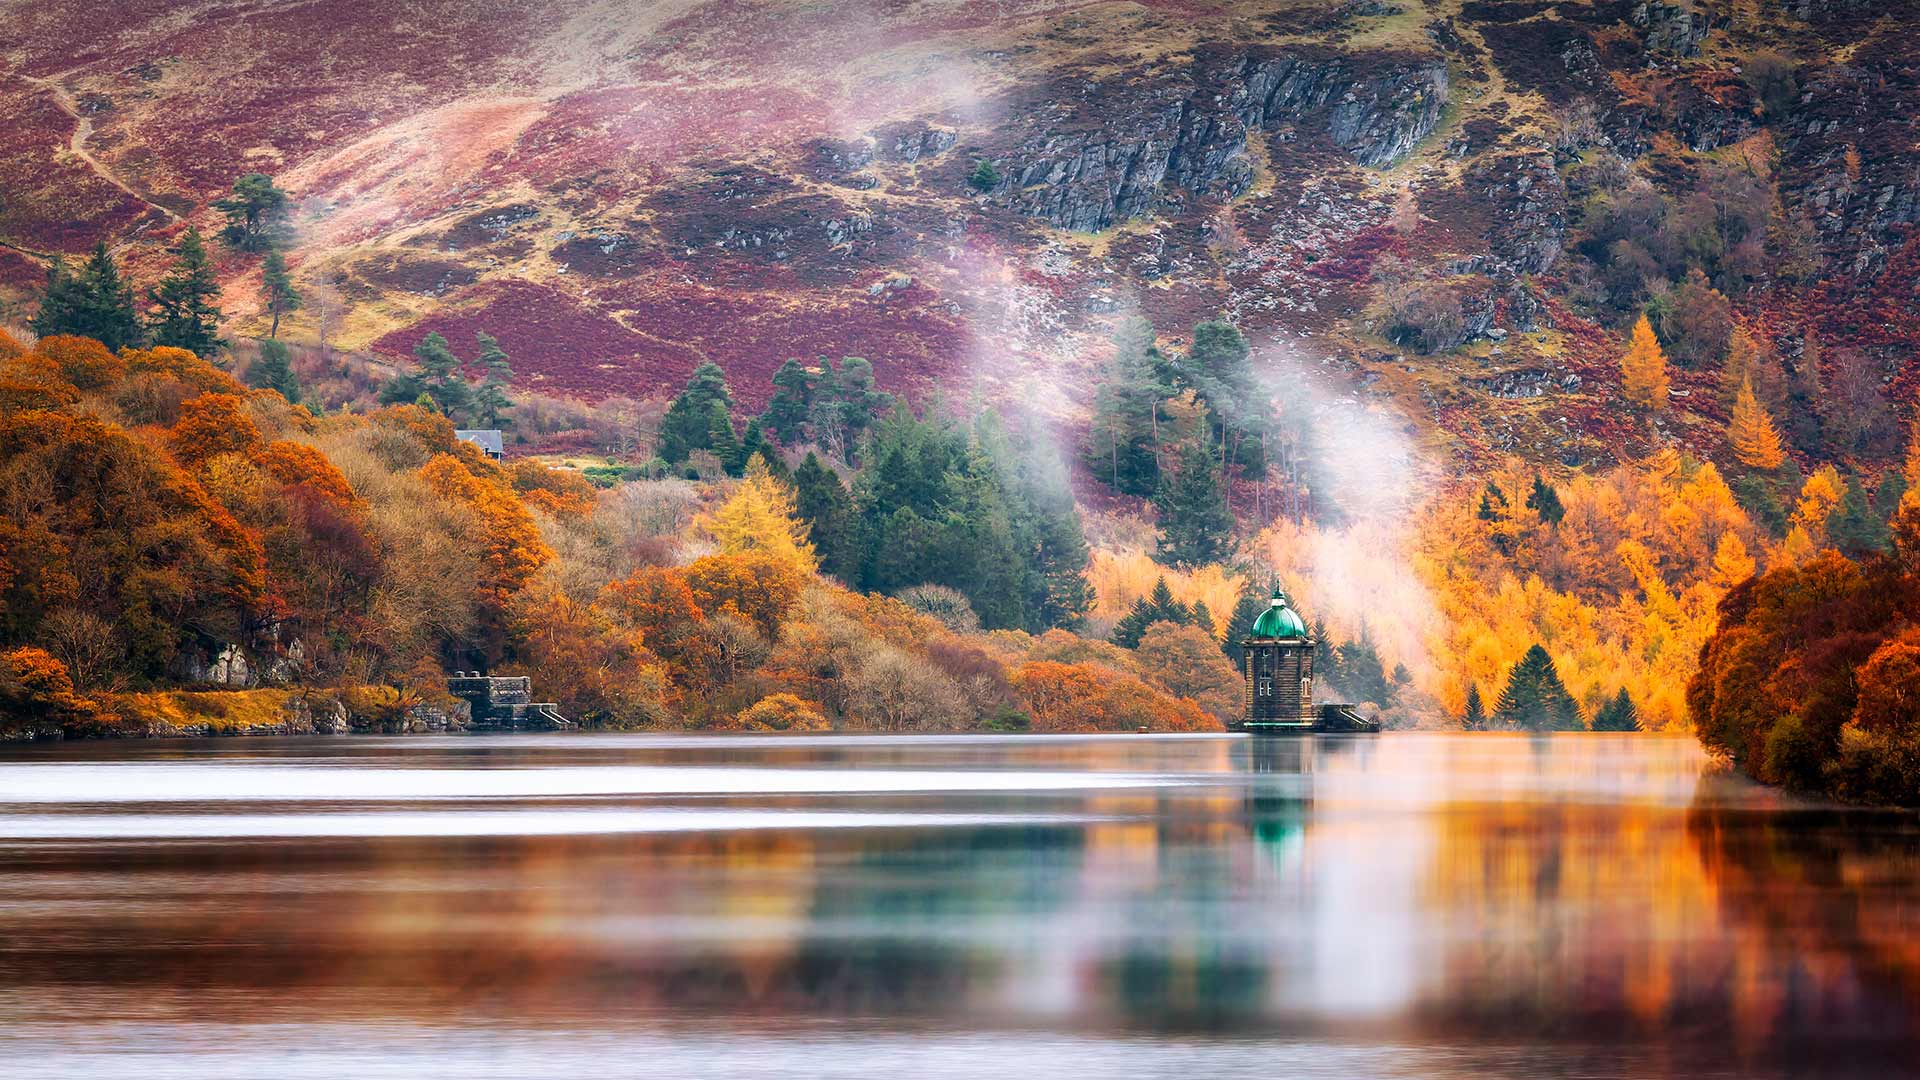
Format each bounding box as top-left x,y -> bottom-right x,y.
1772,524 -> 1817,569
1903,413 -> 1920,494
1710,531 -> 1755,588
1727,378 -> 1787,470
1620,315 -> 1671,411
696,457 -> 818,574
1718,325 -> 1761,405
1792,464 -> 1845,542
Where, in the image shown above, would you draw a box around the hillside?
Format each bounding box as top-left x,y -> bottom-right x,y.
4,0 -> 1915,476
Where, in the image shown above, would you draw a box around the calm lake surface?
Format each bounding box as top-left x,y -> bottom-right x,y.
0,732 -> 1916,1078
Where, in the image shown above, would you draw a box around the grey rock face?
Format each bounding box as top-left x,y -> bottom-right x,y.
991,49 -> 1448,231
1633,2 -> 1712,56
1468,152 -> 1567,275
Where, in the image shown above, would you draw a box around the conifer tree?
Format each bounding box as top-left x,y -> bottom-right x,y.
1179,319 -> 1269,477
245,338 -> 300,402
33,242 -> 142,350
410,331 -> 473,421
1719,325 -> 1763,406
1461,684 -> 1488,730
1334,626 -> 1391,707
260,249 -> 300,339
1112,576 -> 1192,648
761,359 -> 814,445
659,362 -> 734,463
1728,378 -> 1787,470
736,418 -> 772,477
707,399 -> 743,475
147,226 -> 224,355
1829,474 -> 1888,555
1494,644 -> 1584,731
1153,437 -> 1234,567
1620,314 -> 1671,411
1189,600 -> 1216,638
1083,317 -> 1168,496
792,452 -> 858,582
1311,617 -> 1338,680
1591,688 -> 1640,732
473,332 -> 514,428
696,457 -> 817,573
1222,590 -> 1265,663
1526,474 -> 1565,526
214,173 -> 290,252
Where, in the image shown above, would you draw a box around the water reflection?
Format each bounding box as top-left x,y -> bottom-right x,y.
0,734 -> 1915,1077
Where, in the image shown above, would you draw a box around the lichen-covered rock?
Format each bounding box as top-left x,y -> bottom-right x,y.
989,48 -> 1448,231
1633,2 -> 1713,56
1780,41 -> 1920,274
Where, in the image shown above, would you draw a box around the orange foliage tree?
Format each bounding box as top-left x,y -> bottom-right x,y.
1620,314 -> 1671,411
1011,659 -> 1216,732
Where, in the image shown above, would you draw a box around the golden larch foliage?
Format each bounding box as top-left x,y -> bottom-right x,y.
1792,465 -> 1845,541
1620,315 -> 1671,411
1727,378 -> 1787,470
1710,531 -> 1756,588
696,457 -> 818,574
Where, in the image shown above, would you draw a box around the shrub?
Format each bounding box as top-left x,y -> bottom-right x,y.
895,584 -> 981,633
730,692 -> 829,732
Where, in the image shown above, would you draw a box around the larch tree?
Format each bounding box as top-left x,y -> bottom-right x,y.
696,457 -> 818,574
1728,378 -> 1787,470
148,227 -> 224,356
1620,314 -> 1671,411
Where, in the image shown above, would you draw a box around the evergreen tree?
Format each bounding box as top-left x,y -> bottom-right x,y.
1493,644 -> 1584,731
1734,473 -> 1788,536
1222,590 -> 1266,664
260,249 -> 301,339
1311,617 -> 1338,682
994,414 -> 1094,629
147,226 -> 224,355
1462,684 -> 1488,730
1728,378 -> 1788,470
1153,437 -> 1234,567
473,332 -> 514,428
1189,600 -> 1215,637
1477,481 -> 1509,521
1112,577 -> 1192,648
793,452 -> 858,582
1175,319 -> 1269,477
736,418 -> 772,477
245,338 -> 300,402
707,398 -> 743,475
1620,314 -> 1671,411
761,358 -> 814,444
1526,474 -> 1565,526
968,159 -> 1001,192
214,173 -> 290,252
1334,625 -> 1392,707
405,331 -> 473,421
1829,473 -> 1888,555
1591,688 -> 1641,732
1083,317 -> 1168,496
33,242 -> 142,350
658,362 -> 734,463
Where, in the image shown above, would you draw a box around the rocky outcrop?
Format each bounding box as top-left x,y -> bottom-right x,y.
1467,151 -> 1566,275
989,48 -> 1448,231
1779,42 -> 1920,274
1633,2 -> 1713,56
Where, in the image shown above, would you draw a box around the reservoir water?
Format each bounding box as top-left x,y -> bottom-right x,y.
0,732 -> 1915,1078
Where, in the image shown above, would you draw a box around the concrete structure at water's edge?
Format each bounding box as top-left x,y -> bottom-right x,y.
1238,587 -> 1379,735
447,673 -> 572,730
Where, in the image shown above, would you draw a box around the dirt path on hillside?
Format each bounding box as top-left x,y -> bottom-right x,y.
16,71 -> 181,229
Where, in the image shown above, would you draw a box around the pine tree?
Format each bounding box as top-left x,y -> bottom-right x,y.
1334,626 -> 1391,707
793,452 -> 858,582
1620,314 -> 1671,411
737,418 -> 772,477
1829,474 -> 1888,555
1728,378 -> 1787,470
147,226 -> 224,355
1591,687 -> 1641,732
1179,319 -> 1269,477
1526,474 -> 1565,526
1112,576 -> 1191,648
33,242 -> 142,350
410,331 -> 472,421
260,249 -> 300,339
1311,617 -> 1338,681
1222,590 -> 1265,663
761,359 -> 814,445
1189,600 -> 1216,638
473,332 -> 514,428
1083,317 -> 1168,496
214,173 -> 290,252
245,337 -> 300,402
1461,684 -> 1488,730
1153,437 -> 1234,567
659,362 -> 734,463
1494,644 -> 1584,731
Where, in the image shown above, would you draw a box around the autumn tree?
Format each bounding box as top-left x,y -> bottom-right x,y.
1135,621 -> 1241,719
1620,314 -> 1671,411
147,226 -> 224,356
1728,378 -> 1787,470
697,457 -> 818,574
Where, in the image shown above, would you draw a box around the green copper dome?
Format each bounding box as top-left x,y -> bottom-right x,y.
1249,587 -> 1308,639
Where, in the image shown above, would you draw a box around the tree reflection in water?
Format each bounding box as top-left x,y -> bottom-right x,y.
0,734 -> 1917,1077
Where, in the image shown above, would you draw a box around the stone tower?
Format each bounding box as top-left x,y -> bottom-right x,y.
1240,586 -> 1315,731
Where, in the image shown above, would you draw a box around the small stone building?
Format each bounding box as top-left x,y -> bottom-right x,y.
447,673 -> 570,729
1240,587 -> 1316,730
455,429 -> 504,460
